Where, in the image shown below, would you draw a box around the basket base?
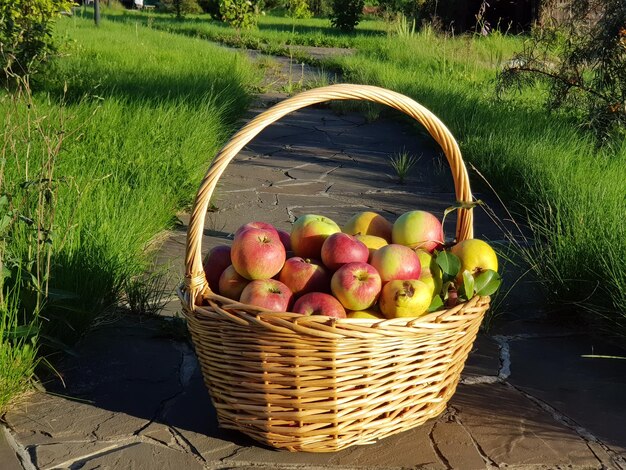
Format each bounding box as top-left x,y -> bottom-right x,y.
212,387 -> 453,452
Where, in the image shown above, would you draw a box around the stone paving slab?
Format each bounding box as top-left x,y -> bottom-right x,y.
508,334 -> 626,453
1,427 -> 22,470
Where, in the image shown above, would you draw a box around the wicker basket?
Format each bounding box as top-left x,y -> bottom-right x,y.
179,84 -> 490,452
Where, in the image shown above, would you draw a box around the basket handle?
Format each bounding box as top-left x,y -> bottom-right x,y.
184,84 -> 474,308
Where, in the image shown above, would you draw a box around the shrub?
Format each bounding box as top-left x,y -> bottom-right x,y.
0,0 -> 73,79
498,0 -> 626,144
308,0 -> 332,16
219,0 -> 259,29
330,0 -> 364,31
288,0 -> 312,19
159,0 -> 203,18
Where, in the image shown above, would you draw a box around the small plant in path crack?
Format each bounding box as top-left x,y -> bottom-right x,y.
389,150 -> 420,184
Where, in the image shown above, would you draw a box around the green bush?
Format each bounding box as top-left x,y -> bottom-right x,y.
0,0 -> 73,78
498,0 -> 626,144
330,0 -> 364,31
219,0 -> 259,29
159,0 -> 203,18
288,0 -> 312,19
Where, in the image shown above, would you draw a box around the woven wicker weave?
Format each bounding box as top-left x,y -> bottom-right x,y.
179,84 -> 490,452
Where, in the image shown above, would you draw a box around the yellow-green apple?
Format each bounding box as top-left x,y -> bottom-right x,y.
415,249 -> 443,296
331,262 -> 382,311
231,228 -> 286,280
278,257 -> 329,296
277,228 -> 292,252
202,245 -> 231,292
321,233 -> 369,271
392,210 -> 444,252
369,244 -> 422,283
379,280 -> 432,318
347,308 -> 385,319
235,221 -> 278,238
343,211 -> 393,242
450,239 -> 498,278
292,292 -> 346,318
354,234 -> 388,260
218,265 -> 250,301
240,279 -> 293,312
290,214 -> 341,259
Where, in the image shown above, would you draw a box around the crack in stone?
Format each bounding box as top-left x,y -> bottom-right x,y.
164,426 -> 207,465
493,335 -> 512,381
428,421 -> 452,470
505,383 -> 626,470
64,442 -> 141,470
39,438 -> 138,470
90,412 -> 117,440
2,424 -> 36,470
446,406 -> 498,469
132,344 -> 187,436
218,445 -> 247,463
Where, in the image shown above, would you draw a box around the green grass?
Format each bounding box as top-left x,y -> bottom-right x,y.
81,8 -> 386,58
0,288 -> 38,413
0,14 -> 258,412
109,11 -> 626,330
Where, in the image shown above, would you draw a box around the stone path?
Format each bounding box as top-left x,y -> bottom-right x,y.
2,51 -> 626,470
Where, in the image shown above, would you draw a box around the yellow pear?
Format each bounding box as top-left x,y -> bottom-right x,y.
344,212 -> 393,242
347,308 -> 385,319
379,280 -> 432,318
449,239 -> 498,278
415,249 -> 443,296
355,234 -> 388,260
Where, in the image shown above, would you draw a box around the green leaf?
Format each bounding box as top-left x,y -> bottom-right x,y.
2,325 -> 40,341
474,269 -> 502,296
428,295 -> 444,312
436,251 -> 461,284
0,214 -> 12,234
461,270 -> 475,299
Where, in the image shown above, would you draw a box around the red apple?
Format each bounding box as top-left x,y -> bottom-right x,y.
292,292 -> 346,318
392,210 -> 444,252
277,228 -> 292,251
330,262 -> 382,311
234,221 -> 278,239
240,279 -> 293,312
231,228 -> 286,280
218,265 -> 250,301
321,233 -> 369,271
278,257 -> 329,296
202,245 -> 231,292
291,214 -> 341,259
370,244 -> 421,283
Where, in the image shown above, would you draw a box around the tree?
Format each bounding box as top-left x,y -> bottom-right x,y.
498,0 -> 626,145
330,0 -> 364,32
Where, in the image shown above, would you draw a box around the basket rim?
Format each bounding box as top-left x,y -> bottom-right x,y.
178,283 -> 489,330
182,84 -> 475,310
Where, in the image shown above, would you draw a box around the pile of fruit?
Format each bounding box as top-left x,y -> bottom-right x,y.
202,210 -> 500,319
